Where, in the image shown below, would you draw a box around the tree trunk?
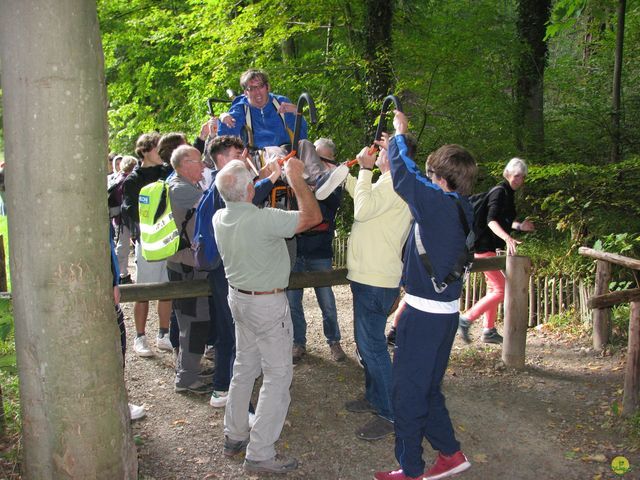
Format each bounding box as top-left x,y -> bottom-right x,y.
514,0 -> 551,156
362,0 -> 395,139
610,0 -> 626,163
0,1 -> 137,478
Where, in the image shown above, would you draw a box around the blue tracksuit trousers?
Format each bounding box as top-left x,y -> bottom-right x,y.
392,303 -> 461,477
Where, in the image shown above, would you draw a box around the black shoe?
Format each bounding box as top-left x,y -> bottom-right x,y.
345,397 -> 377,413
482,328 -> 503,344
386,327 -> 397,346
356,415 -> 394,441
119,274 -> 133,285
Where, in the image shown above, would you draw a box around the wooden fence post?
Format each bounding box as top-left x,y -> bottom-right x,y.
502,255 -> 531,369
623,301 -> 640,416
593,260 -> 612,350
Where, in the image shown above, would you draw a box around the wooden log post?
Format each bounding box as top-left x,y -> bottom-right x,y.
623,301 -> 640,416
502,255 -> 532,369
593,260 -> 612,350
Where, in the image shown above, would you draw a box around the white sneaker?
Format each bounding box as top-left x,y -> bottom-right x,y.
209,390 -> 228,408
315,164 -> 349,200
156,334 -> 173,352
133,335 -> 153,357
128,403 -> 146,421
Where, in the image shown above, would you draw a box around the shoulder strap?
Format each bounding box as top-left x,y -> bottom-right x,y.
414,197 -> 474,293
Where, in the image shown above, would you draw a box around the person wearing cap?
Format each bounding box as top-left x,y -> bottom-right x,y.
286,138 -> 346,364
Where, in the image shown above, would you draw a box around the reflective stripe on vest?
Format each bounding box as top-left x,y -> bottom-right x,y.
138,181 -> 180,261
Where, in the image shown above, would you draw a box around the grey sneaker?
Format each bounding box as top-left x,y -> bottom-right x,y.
223,435 -> 249,457
244,454 -> 299,474
458,315 -> 472,344
482,328 -> 503,344
330,342 -> 346,362
174,380 -> 214,395
292,344 -> 306,364
345,397 -> 377,413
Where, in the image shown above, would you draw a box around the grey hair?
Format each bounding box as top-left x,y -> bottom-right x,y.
119,155 -> 138,174
215,160 -> 253,203
314,138 -> 336,156
503,157 -> 528,178
170,145 -> 198,170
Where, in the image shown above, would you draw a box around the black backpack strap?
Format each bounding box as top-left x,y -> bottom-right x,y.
415,197 -> 474,294
178,207 -> 196,250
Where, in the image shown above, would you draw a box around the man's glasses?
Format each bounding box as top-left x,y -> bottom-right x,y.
245,83 -> 266,92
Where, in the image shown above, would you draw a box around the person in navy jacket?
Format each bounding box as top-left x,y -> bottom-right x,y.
375,111 -> 476,480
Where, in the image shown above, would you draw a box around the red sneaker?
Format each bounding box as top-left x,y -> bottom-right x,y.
423,451 -> 471,479
374,469 -> 423,480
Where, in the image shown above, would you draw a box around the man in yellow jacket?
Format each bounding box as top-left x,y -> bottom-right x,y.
343,133 -> 414,441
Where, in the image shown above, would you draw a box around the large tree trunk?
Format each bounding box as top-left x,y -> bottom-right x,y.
514,0 -> 551,156
610,0 -> 626,163
362,0 -> 395,139
0,1 -> 137,478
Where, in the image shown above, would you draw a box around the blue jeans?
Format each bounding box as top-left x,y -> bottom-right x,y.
208,263 -> 235,391
351,281 -> 399,421
286,256 -> 341,347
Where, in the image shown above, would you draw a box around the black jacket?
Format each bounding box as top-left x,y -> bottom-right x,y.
474,180 -> 516,254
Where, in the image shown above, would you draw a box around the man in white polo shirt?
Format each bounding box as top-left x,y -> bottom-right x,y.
212,156 -> 321,475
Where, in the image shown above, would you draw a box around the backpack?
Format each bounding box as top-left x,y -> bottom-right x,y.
107,173 -> 127,220
138,180 -> 194,261
192,186 -> 221,271
468,184 -> 505,248
415,197 -> 475,293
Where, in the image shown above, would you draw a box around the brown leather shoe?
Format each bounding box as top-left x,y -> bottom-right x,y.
330,342 -> 346,362
292,344 -> 306,364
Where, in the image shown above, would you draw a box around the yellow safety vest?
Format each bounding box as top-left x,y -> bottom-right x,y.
138,180 -> 181,261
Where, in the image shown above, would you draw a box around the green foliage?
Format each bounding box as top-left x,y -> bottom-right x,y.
94,0 -> 640,275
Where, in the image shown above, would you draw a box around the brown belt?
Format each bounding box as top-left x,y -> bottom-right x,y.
230,285 -> 286,296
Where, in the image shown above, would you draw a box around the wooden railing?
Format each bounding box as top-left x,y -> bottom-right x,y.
120,254 -> 533,369
579,246 -> 640,416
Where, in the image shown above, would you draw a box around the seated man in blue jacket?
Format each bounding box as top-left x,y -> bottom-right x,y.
218,69 -> 307,151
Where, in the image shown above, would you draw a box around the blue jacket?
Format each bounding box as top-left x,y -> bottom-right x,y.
217,93 -> 307,149
389,135 -> 473,302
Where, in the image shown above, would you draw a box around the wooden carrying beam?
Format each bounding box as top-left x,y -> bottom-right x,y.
588,288 -> 640,309
119,256 -> 507,303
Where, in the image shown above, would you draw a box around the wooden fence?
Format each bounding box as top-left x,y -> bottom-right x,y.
461,272 -> 593,326
333,236 -> 594,327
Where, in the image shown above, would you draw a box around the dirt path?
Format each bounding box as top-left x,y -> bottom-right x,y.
123,285 -> 638,480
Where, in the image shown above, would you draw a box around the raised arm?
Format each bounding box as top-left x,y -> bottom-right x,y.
285,157 -> 322,233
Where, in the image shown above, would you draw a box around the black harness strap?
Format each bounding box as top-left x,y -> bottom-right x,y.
414,197 -> 474,294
